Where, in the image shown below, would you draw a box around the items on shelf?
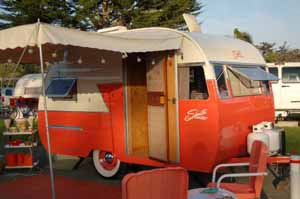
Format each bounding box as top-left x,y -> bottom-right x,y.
5,153 -> 33,167
2,116 -> 39,170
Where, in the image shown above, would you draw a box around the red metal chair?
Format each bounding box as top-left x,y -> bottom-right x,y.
207,140 -> 268,199
122,167 -> 188,199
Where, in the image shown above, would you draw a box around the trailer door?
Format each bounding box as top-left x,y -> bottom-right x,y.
147,54 -> 178,162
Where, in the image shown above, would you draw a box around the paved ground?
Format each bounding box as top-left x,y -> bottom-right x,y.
0,154 -> 291,199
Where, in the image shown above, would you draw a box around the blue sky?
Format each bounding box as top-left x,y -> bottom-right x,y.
199,0 -> 300,48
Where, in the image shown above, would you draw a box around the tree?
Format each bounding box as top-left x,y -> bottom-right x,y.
0,0 -> 203,30
233,28 -> 253,44
256,41 -> 300,63
256,42 -> 277,62
0,0 -> 75,28
72,0 -> 202,30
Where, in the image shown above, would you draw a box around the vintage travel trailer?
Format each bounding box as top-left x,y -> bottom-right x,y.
12,74 -> 42,115
35,27 -> 280,177
267,63 -> 300,119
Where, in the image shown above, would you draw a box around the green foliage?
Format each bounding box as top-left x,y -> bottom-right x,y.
0,0 -> 75,28
256,42 -> 300,63
233,28 -> 300,63
0,63 -> 40,87
233,28 -> 253,44
0,0 -> 203,30
285,127 -> 300,155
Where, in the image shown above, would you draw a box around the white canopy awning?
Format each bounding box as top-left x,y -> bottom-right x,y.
0,23 -> 182,53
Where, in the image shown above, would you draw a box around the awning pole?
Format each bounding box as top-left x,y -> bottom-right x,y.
39,43 -> 56,199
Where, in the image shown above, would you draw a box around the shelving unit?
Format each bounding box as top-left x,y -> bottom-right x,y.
3,129 -> 39,170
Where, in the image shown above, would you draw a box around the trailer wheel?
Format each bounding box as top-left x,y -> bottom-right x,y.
93,150 -> 120,178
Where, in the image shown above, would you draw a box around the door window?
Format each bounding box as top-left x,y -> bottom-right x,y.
282,67 -> 300,83
178,65 -> 209,100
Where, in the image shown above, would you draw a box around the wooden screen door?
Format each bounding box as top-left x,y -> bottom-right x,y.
147,53 -> 178,162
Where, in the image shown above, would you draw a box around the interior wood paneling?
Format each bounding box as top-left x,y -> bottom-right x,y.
126,54 -> 149,156
147,54 -> 168,161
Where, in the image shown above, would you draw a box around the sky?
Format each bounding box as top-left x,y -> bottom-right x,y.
199,0 -> 300,48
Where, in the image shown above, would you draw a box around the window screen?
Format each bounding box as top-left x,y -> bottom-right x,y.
282,67 -> 300,83
46,78 -> 76,98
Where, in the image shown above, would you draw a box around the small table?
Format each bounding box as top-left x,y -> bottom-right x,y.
188,188 -> 236,199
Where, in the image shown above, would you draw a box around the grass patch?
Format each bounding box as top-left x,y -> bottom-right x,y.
285,127 -> 300,154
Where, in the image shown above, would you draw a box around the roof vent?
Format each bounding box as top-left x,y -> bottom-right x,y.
183,14 -> 201,32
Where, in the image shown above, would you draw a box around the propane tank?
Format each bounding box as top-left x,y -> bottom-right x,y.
247,132 -> 269,154
262,122 -> 280,155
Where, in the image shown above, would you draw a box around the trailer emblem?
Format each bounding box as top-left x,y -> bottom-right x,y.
232,50 -> 244,59
184,109 -> 208,122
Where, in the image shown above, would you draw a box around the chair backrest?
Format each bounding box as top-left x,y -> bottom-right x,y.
122,167 -> 188,199
248,140 -> 268,197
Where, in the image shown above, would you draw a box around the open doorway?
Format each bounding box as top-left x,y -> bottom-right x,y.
125,52 -> 178,162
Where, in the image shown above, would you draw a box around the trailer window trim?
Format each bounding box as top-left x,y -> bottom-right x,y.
214,64 -> 230,99
282,67 -> 300,83
46,78 -> 77,98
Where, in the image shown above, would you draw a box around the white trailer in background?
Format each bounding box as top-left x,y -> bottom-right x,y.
14,74 -> 42,99
267,63 -> 300,119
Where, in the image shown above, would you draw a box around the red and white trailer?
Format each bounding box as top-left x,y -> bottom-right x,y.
0,22 -> 283,179
37,28 -> 280,177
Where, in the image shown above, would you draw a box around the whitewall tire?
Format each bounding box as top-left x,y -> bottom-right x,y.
92,150 -> 121,178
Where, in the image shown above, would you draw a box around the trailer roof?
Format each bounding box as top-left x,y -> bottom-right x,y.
187,32 -> 266,65
112,28 -> 266,65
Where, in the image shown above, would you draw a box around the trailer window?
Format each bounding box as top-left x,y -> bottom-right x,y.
214,65 -> 230,99
178,66 -> 208,100
282,67 -> 300,83
24,87 -> 42,96
228,69 -> 261,96
46,78 -> 77,98
268,67 -> 279,83
5,89 -> 13,96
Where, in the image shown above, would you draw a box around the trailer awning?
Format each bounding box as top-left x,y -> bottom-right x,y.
0,23 -> 182,53
229,66 -> 279,81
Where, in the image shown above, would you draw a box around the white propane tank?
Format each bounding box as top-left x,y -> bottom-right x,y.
263,128 -> 280,155
247,132 -> 269,154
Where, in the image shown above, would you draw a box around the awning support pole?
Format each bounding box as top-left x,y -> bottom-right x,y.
39,43 -> 56,199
